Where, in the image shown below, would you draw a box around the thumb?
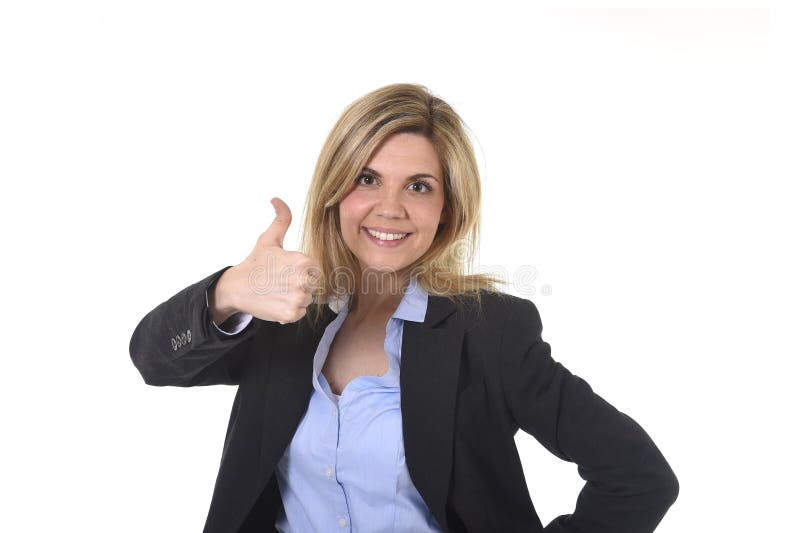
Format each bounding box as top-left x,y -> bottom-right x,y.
261,197 -> 292,249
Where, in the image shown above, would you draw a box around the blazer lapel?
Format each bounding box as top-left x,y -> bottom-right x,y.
251,298 -> 464,529
258,307 -> 338,480
401,295 -> 464,530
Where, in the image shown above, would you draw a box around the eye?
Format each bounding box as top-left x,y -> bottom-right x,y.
409,181 -> 433,193
356,173 -> 433,194
356,173 -> 377,186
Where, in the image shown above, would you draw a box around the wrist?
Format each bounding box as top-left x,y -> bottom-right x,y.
210,267 -> 240,324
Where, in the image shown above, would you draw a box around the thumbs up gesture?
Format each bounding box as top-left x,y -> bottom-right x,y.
210,197 -> 323,325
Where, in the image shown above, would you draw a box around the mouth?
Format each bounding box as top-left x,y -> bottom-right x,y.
362,226 -> 412,245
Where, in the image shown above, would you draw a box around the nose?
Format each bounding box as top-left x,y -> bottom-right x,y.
374,188 -> 406,219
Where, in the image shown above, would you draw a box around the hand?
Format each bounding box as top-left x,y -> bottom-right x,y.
212,197 -> 322,324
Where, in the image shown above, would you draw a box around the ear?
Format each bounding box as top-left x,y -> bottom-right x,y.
439,206 -> 448,225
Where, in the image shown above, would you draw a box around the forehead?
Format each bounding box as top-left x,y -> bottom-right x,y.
365,133 -> 441,175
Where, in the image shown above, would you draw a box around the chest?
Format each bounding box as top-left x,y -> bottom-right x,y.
322,320 -> 390,396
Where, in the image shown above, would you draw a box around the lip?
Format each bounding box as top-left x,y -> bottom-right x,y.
363,226 -> 413,234
362,226 -> 412,247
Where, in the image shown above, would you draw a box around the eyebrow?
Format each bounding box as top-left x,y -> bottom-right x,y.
362,166 -> 439,183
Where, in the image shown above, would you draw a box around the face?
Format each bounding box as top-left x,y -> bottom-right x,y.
338,132 -> 447,278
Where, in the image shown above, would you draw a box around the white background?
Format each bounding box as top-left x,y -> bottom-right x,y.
1,1 -> 797,531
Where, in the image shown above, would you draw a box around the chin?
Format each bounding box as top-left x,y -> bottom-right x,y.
358,256 -> 414,274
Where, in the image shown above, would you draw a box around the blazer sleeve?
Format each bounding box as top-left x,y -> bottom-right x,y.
499,298 -> 679,533
129,265 -> 265,387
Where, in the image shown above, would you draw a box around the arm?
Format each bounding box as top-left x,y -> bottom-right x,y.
206,287 -> 254,336
499,298 -> 679,533
129,265 -> 265,387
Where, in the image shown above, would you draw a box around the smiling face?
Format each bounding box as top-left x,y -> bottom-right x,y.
338,132 -> 447,279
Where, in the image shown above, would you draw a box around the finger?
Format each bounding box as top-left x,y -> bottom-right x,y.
300,266 -> 323,293
299,290 -> 313,308
260,197 -> 292,249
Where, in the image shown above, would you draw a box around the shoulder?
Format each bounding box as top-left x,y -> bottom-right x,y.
450,289 -> 543,333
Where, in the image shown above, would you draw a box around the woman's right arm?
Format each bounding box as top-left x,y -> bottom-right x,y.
130,198 -> 320,387
129,265 -> 265,387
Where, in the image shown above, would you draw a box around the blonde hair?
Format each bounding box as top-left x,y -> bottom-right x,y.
299,83 -> 504,325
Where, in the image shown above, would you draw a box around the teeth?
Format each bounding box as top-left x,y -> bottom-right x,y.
366,228 -> 409,241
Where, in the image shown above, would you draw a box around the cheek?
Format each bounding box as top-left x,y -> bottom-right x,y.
413,204 -> 445,234
339,190 -> 369,214
338,194 -> 358,220
338,193 -> 368,234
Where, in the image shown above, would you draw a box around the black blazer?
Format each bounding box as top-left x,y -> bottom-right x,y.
129,266 -> 679,533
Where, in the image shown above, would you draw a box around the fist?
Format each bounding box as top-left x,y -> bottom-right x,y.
217,197 -> 322,324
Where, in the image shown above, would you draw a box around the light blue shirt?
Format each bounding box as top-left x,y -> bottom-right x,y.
207,276 -> 443,532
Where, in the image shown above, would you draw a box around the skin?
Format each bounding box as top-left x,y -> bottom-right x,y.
210,132 -> 447,330
208,132 -> 449,393
322,132 -> 448,394
337,132 -> 448,322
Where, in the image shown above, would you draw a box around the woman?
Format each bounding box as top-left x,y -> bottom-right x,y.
129,83 -> 679,533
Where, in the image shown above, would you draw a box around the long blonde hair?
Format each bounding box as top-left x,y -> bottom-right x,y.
299,83 -> 504,325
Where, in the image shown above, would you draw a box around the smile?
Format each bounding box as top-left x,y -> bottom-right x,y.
365,227 -> 409,240
362,227 -> 412,246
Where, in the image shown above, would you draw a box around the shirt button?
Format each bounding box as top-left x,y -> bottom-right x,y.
325,467 -> 333,477
339,517 -> 347,527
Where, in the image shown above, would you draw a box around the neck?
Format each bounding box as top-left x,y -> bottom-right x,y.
348,267 -> 411,320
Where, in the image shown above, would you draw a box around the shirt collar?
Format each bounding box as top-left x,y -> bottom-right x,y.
326,274 -> 428,323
